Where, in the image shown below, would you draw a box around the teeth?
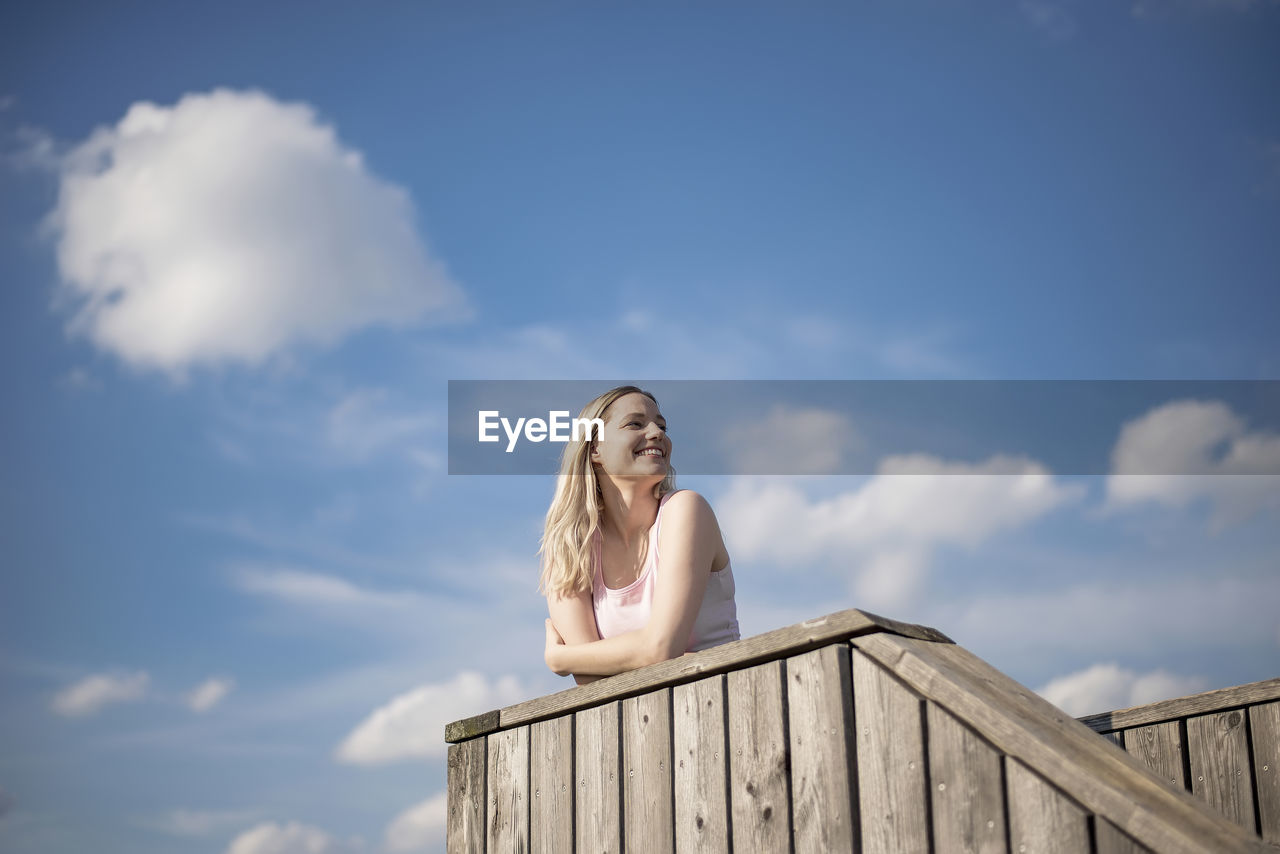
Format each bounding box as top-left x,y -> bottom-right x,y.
638,449 -> 664,457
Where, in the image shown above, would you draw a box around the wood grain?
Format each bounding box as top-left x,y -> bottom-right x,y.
1094,818 -> 1154,854
852,632 -> 1273,854
447,737 -> 486,854
852,648 -> 929,854
442,609 -> 951,741
927,702 -> 1008,854
727,659 -> 793,852
786,644 -> 856,853
486,726 -> 529,853
1005,758 -> 1090,854
1078,678 -> 1280,735
530,716 -> 573,854
575,702 -> 621,854
623,689 -> 674,854
1124,722 -> 1186,790
673,675 -> 729,853
1187,709 -> 1256,831
1249,700 -> 1280,843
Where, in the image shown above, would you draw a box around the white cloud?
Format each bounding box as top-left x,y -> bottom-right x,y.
722,405 -> 862,475
716,455 -> 1081,609
187,677 -> 235,713
47,88 -> 466,375
384,793 -> 447,853
51,670 -> 149,717
224,821 -> 363,854
234,566 -> 431,612
941,568 -> 1280,678
1106,399 -> 1280,527
1037,663 -> 1207,717
335,671 -> 523,764
137,807 -> 263,837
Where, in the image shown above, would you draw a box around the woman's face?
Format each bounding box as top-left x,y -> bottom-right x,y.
591,392 -> 671,483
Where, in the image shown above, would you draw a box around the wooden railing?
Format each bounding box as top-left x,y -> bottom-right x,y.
444,609 -> 1273,853
1078,676 -> 1280,844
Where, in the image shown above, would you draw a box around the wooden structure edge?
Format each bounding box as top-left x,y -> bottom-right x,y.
852,632 -> 1273,854
443,607 -> 950,743
1077,675 -> 1280,734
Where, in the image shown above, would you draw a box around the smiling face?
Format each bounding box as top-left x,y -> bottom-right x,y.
590,391 -> 671,483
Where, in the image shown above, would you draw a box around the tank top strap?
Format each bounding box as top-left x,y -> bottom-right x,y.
591,527 -> 603,590
652,489 -> 679,562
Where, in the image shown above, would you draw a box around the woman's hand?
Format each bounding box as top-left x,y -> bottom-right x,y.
544,618 -> 569,676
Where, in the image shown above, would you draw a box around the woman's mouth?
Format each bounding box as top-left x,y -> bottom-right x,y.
636,448 -> 665,457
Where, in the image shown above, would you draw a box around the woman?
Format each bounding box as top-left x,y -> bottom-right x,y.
541,385 -> 739,683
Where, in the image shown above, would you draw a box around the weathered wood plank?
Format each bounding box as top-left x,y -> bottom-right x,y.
1251,701 -> 1280,843
787,644 -> 856,852
447,738 -> 486,854
1006,758 -> 1090,854
852,633 -> 1273,854
673,675 -> 730,853
1102,730 -> 1124,749
1078,677 -> 1280,735
623,689 -> 674,854
530,716 -> 572,854
927,703 -> 1008,854
1095,818 -> 1154,854
467,610 -> 950,739
1187,708 -> 1257,832
1123,722 -> 1186,790
852,648 -> 929,854
447,708 -> 501,744
575,702 -> 621,854
486,726 -> 529,853
727,660 -> 792,852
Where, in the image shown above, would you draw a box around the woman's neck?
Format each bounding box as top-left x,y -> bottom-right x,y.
597,478 -> 661,546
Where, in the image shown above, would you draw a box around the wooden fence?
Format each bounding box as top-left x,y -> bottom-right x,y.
1078,677 -> 1280,844
444,609 -> 1274,853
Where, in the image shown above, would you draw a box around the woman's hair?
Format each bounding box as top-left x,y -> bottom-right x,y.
538,385 -> 676,598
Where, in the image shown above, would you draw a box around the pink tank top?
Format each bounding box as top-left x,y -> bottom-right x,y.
591,491 -> 740,653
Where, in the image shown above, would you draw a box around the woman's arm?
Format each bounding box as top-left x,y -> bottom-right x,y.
545,589 -> 604,685
545,491 -> 722,677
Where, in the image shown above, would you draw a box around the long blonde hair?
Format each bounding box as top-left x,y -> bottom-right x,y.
538,385 -> 676,597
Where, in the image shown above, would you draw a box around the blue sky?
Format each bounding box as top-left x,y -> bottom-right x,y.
2,2 -> 1279,852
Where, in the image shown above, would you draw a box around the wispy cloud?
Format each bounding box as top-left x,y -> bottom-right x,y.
716,455 -> 1082,609
722,405 -> 863,475
50,671 -> 149,718
44,88 -> 467,377
1037,663 -> 1206,717
384,792 -> 447,853
1105,399 -> 1280,528
135,807 -> 263,837
224,820 -> 364,854
941,568 -> 1280,677
186,677 -> 235,713
335,670 -> 523,764
234,565 -> 438,616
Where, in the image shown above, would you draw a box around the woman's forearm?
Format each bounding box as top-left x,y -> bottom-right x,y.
549,629 -> 666,677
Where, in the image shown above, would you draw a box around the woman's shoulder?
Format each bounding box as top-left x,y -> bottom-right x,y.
660,489 -> 718,523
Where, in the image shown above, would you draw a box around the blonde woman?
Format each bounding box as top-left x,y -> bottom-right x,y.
541,385 -> 739,684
